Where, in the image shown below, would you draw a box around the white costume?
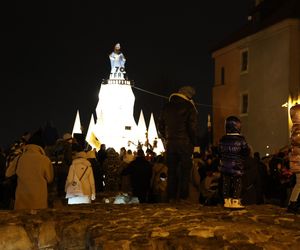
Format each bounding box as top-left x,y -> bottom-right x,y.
109,43 -> 126,79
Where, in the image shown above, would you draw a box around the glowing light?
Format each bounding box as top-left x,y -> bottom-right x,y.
86,114 -> 95,142
282,96 -> 300,109
93,82 -> 138,151
81,44 -> 164,154
72,110 -> 82,136
147,113 -> 165,154
283,95 -> 300,137
194,147 -> 201,153
147,113 -> 157,145
207,114 -> 211,128
137,110 -> 147,145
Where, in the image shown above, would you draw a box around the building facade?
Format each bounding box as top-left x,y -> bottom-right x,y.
212,0 -> 300,156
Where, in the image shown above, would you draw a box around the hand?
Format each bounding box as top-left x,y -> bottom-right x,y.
91,194 -> 96,201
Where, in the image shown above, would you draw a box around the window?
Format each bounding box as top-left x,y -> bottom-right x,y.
240,49 -> 249,73
221,67 -> 225,85
125,126 -> 131,130
241,93 -> 248,115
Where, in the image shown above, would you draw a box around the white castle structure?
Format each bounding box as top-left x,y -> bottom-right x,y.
73,43 -> 164,154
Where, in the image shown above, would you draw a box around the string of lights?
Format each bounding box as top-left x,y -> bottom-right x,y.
132,85 -> 284,112
132,85 -> 169,99
132,85 -> 234,110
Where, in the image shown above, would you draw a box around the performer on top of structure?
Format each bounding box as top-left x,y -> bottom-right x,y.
109,43 -> 126,80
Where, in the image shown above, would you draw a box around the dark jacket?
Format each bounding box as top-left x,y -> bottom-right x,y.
219,134 -> 249,176
158,94 -> 198,147
241,156 -> 264,204
121,156 -> 152,202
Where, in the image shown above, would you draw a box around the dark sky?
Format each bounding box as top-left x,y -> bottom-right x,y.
0,1 -> 253,149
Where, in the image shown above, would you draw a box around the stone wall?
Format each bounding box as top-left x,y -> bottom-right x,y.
0,202 -> 300,250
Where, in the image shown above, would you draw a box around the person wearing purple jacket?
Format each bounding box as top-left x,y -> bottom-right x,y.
219,116 -> 250,209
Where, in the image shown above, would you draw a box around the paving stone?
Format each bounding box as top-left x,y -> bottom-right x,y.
0,198 -> 300,249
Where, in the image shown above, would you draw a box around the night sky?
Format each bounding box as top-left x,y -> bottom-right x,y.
0,1 -> 253,149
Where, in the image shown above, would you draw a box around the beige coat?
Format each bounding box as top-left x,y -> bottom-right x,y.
65,155 -> 95,198
6,144 -> 54,210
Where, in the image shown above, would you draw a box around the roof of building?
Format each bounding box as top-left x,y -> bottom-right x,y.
211,0 -> 300,53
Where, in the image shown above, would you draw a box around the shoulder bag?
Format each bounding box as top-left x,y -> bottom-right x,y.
65,166 -> 88,198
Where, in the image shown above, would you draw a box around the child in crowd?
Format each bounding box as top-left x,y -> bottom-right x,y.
218,116 -> 250,209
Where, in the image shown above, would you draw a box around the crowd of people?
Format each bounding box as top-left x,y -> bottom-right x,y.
0,128 -> 171,209
0,127 -> 297,212
0,86 -> 299,214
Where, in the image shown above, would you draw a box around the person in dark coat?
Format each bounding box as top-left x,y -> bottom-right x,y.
158,85 -> 199,202
53,133 -> 74,198
254,152 -> 268,203
102,147 -> 122,191
219,116 -> 249,209
121,149 -> 152,203
241,152 -> 264,205
96,144 -> 107,192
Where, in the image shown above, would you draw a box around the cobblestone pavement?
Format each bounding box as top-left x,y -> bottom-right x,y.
0,200 -> 300,249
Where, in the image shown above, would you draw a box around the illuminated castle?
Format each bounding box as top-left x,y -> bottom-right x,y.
73,43 -> 164,153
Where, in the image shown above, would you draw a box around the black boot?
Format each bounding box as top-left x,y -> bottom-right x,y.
287,201 -> 300,214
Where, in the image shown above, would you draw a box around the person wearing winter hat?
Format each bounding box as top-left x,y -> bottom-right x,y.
218,116 -> 250,209
158,85 -> 199,203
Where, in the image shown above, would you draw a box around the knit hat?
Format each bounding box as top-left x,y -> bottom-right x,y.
178,86 -> 196,99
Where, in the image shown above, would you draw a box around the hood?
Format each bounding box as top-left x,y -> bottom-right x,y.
72,157 -> 90,167
169,93 -> 198,113
74,151 -> 87,159
24,144 -> 46,155
225,116 -> 241,134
